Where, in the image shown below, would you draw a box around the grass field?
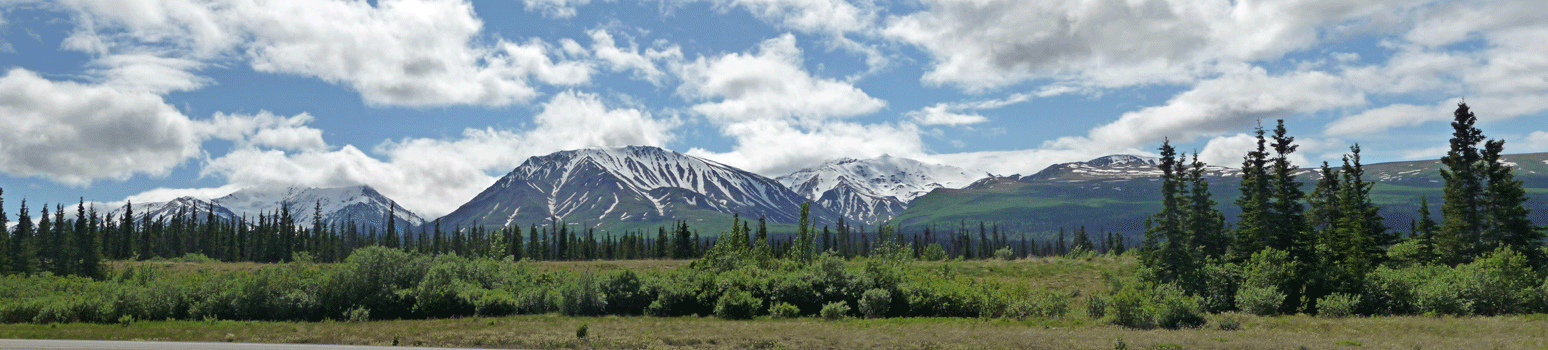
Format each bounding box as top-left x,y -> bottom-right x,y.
6,257 -> 1548,349
5,308 -> 1546,349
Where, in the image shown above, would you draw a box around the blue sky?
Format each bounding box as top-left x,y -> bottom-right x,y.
2,0 -> 1547,218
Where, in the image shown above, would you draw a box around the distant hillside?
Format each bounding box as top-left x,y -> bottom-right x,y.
889,153 -> 1548,242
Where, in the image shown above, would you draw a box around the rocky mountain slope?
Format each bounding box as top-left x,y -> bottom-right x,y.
776,155 -> 984,224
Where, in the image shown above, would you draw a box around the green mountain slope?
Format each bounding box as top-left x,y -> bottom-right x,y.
890,153 -> 1548,242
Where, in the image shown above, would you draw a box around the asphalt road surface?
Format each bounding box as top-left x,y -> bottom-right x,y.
0,340 -> 516,350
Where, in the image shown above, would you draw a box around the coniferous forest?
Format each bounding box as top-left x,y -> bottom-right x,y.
0,103 -> 1543,327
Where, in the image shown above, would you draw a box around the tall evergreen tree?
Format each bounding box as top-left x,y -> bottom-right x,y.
0,188 -> 7,275
1437,102 -> 1487,264
11,200 -> 34,274
1267,120 -> 1312,312
1071,226 -> 1093,253
1141,140 -> 1197,286
1331,145 -> 1386,280
1480,138 -> 1544,264
1231,125 -> 1273,261
1185,153 -> 1228,259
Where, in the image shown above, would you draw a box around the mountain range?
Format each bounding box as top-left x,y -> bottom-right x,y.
434,146 -> 842,232
95,146 -> 1548,241
108,185 -> 423,231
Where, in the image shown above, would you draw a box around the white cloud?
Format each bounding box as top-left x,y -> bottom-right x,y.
1524,131 -> 1548,151
522,0 -> 591,18
198,90 -> 678,217
676,34 -> 885,123
906,104 -> 988,126
588,29 -> 674,85
1325,103 -> 1450,136
0,68 -> 202,185
1048,64 -> 1364,154
200,112 -> 329,151
60,0 -> 593,107
882,0 -> 1426,92
688,119 -> 924,176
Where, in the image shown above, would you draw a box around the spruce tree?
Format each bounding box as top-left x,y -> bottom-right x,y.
1480,139 -> 1544,264
1437,102 -> 1486,264
1267,120 -> 1311,312
1412,197 -> 1440,264
1231,125 -> 1273,261
0,188 -> 7,275
1142,140 -> 1197,287
1332,145 -> 1386,278
1071,226 -> 1093,253
1185,153 -> 1228,259
12,200 -> 34,274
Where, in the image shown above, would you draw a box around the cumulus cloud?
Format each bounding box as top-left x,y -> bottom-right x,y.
882,0 -> 1423,91
522,0 -> 591,18
1524,131 -> 1548,151
0,68 -> 202,185
588,29 -> 677,85
676,34 -> 885,123
60,0 -> 592,107
1048,64 -> 1364,154
906,104 -> 988,126
201,112 -> 329,151
688,120 -> 924,176
198,90 -> 679,217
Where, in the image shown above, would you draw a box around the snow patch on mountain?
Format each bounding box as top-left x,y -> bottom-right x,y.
776,155 -> 987,224
215,185 -> 425,227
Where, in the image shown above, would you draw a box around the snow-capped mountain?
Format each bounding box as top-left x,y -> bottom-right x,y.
1021,154 -> 1238,182
776,155 -> 987,224
107,196 -> 240,224
213,185 -> 425,229
105,185 -> 423,231
436,146 -> 840,231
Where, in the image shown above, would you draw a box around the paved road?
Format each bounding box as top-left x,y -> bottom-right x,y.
0,340 -> 514,350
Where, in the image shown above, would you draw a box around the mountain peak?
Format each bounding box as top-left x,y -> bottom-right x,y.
1085,154 -> 1159,167
776,155 -> 986,224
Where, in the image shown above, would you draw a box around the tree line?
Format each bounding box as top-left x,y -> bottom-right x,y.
1138,102 -> 1546,316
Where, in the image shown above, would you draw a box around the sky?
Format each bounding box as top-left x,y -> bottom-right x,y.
1,0 -> 1547,219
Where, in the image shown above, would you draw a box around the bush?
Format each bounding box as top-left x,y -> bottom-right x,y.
1103,280 -> 1153,329
769,302 -> 800,319
1215,314 -> 1242,330
1415,275 -> 1469,316
1235,286 -> 1284,316
1085,295 -> 1109,319
993,248 -> 1015,261
345,306 -> 370,323
821,301 -> 849,320
715,288 -> 761,320
1152,284 -> 1205,329
920,244 -> 948,261
1318,293 -> 1360,318
575,323 -> 588,338
600,270 -> 650,315
1007,289 -> 1069,319
559,274 -> 607,316
859,289 -> 892,318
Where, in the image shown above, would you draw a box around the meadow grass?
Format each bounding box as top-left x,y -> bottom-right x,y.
4,313 -> 1546,349
8,257 -> 1547,349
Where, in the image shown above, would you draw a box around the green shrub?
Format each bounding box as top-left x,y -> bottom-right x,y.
714,288 -> 761,320
559,274 -> 607,316
821,301 -> 849,320
1152,283 -> 1205,329
993,248 -> 1015,261
769,302 -> 800,319
1085,295 -> 1109,319
1318,293 -> 1360,318
1235,286 -> 1284,316
1198,262 -> 1241,313
1103,280 -> 1153,329
601,270 -> 650,315
1415,274 -> 1469,315
575,323 -> 588,338
1007,289 -> 1069,319
920,244 -> 948,261
345,306 -> 370,323
1456,247 -> 1539,315
1215,314 -> 1241,330
859,288 -> 891,318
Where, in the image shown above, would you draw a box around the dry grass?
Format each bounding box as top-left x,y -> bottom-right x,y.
4,313 -> 1546,349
